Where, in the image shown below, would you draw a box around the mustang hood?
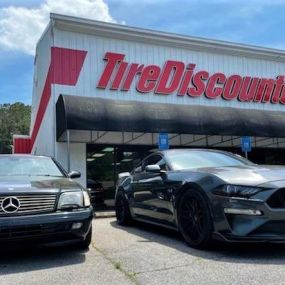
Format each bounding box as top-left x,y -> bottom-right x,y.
197,165 -> 285,186
0,176 -> 80,192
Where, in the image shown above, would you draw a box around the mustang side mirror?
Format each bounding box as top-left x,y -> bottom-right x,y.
117,172 -> 131,186
68,171 -> 81,179
145,164 -> 161,173
118,172 -> 131,179
134,166 -> 142,173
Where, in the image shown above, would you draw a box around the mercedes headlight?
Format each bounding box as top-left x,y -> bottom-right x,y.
83,191 -> 91,207
213,185 -> 263,198
58,191 -> 90,209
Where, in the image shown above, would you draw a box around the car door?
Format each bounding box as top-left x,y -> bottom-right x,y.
132,154 -> 173,224
131,155 -> 160,217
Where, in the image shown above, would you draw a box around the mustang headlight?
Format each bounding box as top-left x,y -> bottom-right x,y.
58,191 -> 90,209
213,185 -> 263,198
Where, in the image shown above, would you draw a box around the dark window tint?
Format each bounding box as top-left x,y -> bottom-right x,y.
166,150 -> 254,170
142,155 -> 162,170
142,154 -> 167,171
157,158 -> 167,171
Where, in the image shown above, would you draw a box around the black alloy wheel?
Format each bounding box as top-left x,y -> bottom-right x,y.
115,191 -> 132,226
178,189 -> 213,249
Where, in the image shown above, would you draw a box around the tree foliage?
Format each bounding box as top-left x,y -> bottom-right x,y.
0,103 -> 31,154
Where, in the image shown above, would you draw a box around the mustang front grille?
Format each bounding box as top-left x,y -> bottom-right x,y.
0,194 -> 57,216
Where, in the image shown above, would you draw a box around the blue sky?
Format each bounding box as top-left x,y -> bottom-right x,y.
0,0 -> 285,104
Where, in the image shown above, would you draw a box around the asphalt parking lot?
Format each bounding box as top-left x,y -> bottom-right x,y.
1,217 -> 285,285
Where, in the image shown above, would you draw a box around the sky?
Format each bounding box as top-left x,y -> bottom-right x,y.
0,0 -> 285,104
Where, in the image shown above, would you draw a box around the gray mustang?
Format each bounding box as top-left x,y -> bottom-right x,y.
115,149 -> 285,249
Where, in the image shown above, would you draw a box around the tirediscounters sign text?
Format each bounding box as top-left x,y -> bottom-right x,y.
97,52 -> 285,104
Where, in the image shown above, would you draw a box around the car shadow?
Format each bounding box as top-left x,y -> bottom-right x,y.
110,220 -> 285,265
0,244 -> 86,275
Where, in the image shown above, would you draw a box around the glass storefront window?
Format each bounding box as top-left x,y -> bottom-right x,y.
86,144 -> 156,210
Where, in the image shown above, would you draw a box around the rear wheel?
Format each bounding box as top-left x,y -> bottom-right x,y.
178,189 -> 213,249
115,191 -> 132,226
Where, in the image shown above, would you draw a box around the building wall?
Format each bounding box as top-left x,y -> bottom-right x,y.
30,25 -> 53,137
29,25 -> 87,185
30,25 -> 55,157
56,143 -> 86,187
52,28 -> 285,112
27,17 -> 285,187
32,100 -> 54,157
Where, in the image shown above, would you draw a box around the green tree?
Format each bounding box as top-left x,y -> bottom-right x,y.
0,103 -> 31,154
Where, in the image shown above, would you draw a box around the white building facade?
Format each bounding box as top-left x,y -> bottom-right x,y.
14,14 -> 285,192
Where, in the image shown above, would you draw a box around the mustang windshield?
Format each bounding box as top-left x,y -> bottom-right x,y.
167,151 -> 254,170
0,156 -> 64,177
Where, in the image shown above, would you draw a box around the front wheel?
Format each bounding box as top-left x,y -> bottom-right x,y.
178,189 -> 213,249
115,191 -> 132,226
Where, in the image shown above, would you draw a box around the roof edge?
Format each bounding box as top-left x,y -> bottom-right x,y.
50,13 -> 285,62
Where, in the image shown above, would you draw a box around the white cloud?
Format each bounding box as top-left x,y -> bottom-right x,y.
0,0 -> 116,55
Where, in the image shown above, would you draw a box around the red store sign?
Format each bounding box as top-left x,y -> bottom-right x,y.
97,52 -> 285,104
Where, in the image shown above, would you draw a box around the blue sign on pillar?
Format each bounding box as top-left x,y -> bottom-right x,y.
158,133 -> 169,150
241,136 -> 251,152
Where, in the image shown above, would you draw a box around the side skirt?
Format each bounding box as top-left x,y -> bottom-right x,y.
133,216 -> 178,232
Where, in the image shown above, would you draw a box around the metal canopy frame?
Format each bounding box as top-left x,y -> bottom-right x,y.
59,130 -> 285,149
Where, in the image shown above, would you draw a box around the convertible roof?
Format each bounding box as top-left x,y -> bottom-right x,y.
56,94 -> 285,140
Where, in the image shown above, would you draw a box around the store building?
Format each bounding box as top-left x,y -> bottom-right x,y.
13,13 -> 285,201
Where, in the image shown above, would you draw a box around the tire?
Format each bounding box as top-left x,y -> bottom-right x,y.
178,189 -> 213,249
77,225 -> 92,250
115,191 -> 132,226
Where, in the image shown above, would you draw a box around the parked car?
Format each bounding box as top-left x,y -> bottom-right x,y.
115,149 -> 285,249
0,155 -> 93,248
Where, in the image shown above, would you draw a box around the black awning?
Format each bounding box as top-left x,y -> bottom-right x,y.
56,94 -> 285,140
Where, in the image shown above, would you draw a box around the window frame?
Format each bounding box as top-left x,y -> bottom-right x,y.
141,153 -> 170,172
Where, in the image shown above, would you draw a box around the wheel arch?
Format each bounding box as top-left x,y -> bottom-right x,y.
174,182 -> 214,227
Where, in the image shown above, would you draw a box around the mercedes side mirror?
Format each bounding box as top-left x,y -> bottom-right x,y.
145,164 -> 161,173
68,171 -> 81,179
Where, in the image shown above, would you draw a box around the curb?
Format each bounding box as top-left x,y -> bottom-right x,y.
94,211 -> 116,219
